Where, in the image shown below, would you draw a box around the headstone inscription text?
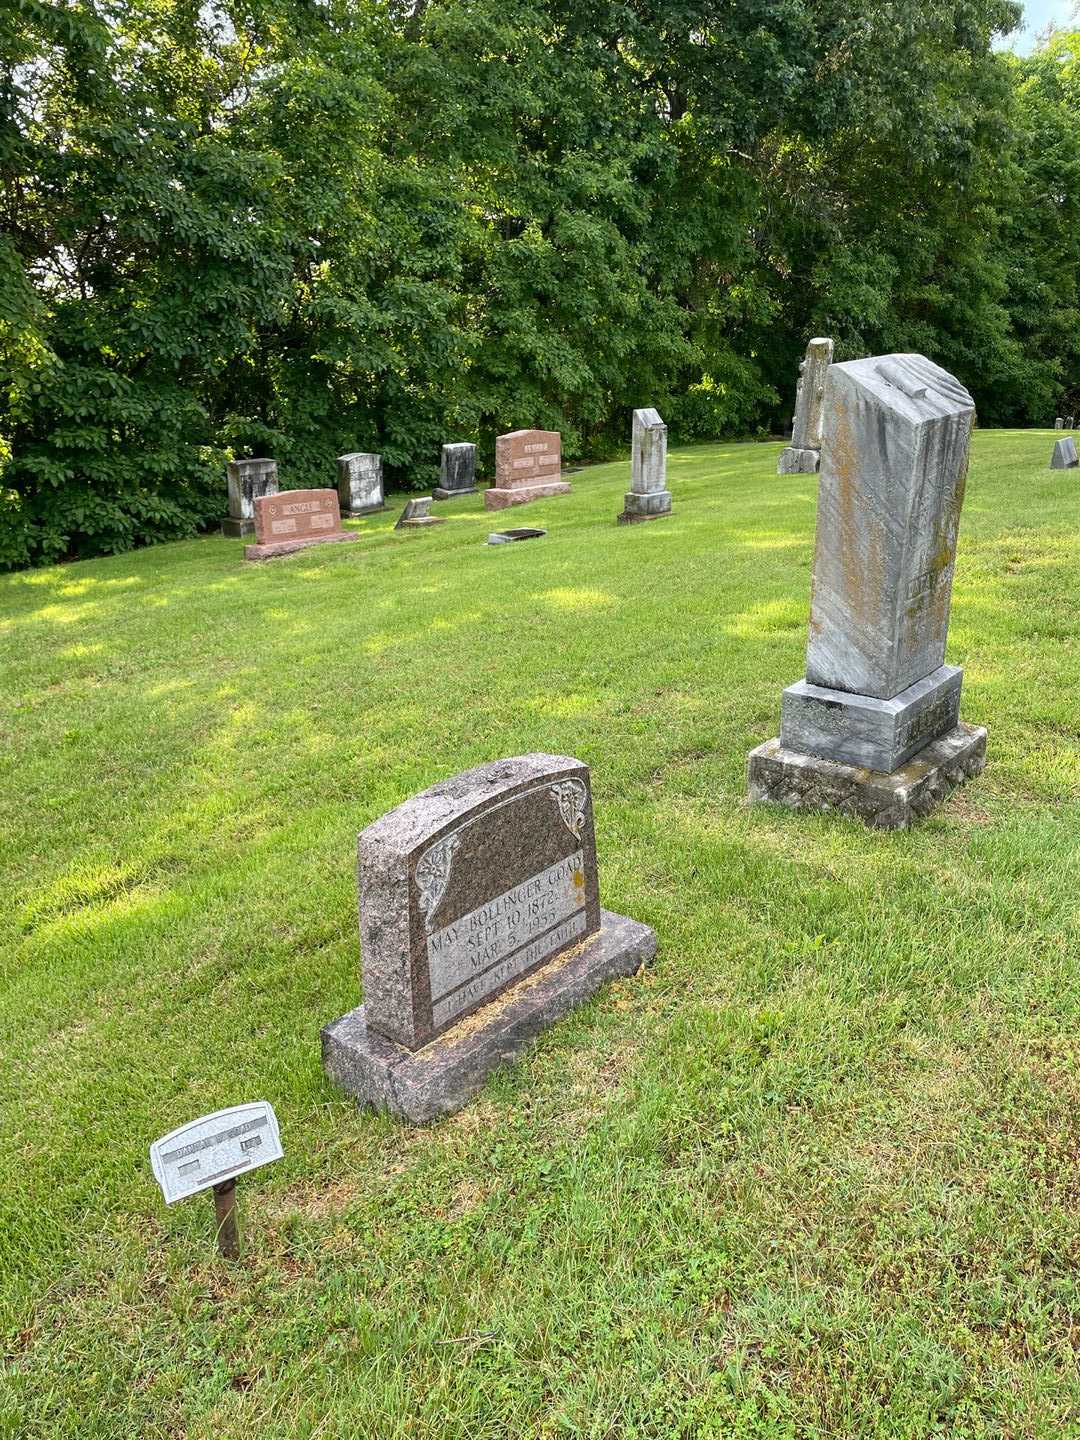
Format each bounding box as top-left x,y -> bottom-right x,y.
150,1102 -> 283,1204
356,754 -> 602,1050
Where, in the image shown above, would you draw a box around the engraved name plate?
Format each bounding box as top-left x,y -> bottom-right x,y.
150,1101 -> 283,1204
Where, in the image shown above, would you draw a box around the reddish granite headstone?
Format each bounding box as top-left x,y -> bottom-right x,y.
244,489 -> 360,561
484,429 -> 571,511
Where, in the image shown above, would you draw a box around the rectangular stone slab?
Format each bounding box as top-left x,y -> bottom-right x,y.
322,909 -> 656,1123
619,490 -> 671,523
630,408 -> 667,494
780,664 -> 962,772
253,488 -> 344,545
791,337 -> 833,450
747,723 -> 987,830
337,452 -> 384,515
435,443 -> 478,498
355,753 -> 602,1051
484,481 -> 571,511
776,446 -> 821,474
807,353 -> 975,699
494,430 -> 561,489
244,532 -> 360,561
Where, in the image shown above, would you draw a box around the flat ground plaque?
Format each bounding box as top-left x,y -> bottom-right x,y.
150,1102 -> 283,1204
322,754 -> 656,1121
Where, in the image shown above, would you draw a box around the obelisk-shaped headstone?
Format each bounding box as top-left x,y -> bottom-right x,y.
778,338 -> 833,474
749,353 -> 987,827
618,408 -> 671,523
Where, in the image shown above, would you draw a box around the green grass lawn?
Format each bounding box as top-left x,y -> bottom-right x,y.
1,430 -> 1078,1439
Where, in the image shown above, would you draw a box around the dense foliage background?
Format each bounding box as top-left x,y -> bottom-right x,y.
3,0 -> 1078,567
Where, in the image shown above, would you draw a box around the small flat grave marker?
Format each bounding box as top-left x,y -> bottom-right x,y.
322,753 -> 656,1122
487,527 -> 546,544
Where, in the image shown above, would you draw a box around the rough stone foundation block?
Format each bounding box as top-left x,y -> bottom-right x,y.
321,909 -> 656,1123
780,664 -> 962,772
618,490 -> 672,524
776,446 -> 821,474
484,481 -> 572,511
222,516 -> 255,539
244,532 -> 360,561
747,722 -> 987,830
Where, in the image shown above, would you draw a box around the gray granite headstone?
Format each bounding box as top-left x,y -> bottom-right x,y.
778,338 -> 833,474
337,453 -> 384,516
395,496 -> 444,529
1068,416 -> 1076,430
322,754 -> 656,1121
434,443 -> 478,500
1050,436 -> 1078,469
749,353 -> 987,821
1055,417 -> 1064,429
224,458 -> 278,538
618,408 -> 671,523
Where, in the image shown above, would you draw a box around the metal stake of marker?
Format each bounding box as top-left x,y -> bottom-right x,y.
213,1178 -> 241,1259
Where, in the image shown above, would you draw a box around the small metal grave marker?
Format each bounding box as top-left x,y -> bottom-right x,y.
150,1101 -> 283,1257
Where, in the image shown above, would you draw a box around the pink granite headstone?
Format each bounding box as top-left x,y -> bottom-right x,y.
484,430 -> 571,511
244,489 -> 360,561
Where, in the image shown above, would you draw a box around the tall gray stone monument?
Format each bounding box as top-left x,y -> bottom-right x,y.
618,408 -> 671,523
777,337 -> 833,474
434,443 -> 478,500
223,458 -> 278,538
337,453 -> 384,517
748,352 -> 987,828
322,754 -> 656,1121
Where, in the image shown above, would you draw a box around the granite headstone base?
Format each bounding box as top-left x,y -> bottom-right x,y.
244,532 -> 360,561
747,722 -> 986,831
780,664 -> 962,772
433,487 -> 477,501
223,517 -> 255,539
618,490 -> 672,524
484,481 -> 571,511
322,909 -> 656,1123
342,500 -> 386,518
777,446 -> 821,474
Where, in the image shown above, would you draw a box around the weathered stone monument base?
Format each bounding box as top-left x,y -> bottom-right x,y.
433,486 -> 477,501
341,501 -> 386,518
322,909 -> 656,1123
780,664 -> 962,773
776,446 -> 821,474
484,480 -> 571,511
618,490 -> 672,524
244,532 -> 360,561
747,722 -> 986,830
223,517 -> 255,539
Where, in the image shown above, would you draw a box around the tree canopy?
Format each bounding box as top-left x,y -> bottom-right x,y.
5,0 -> 1077,568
